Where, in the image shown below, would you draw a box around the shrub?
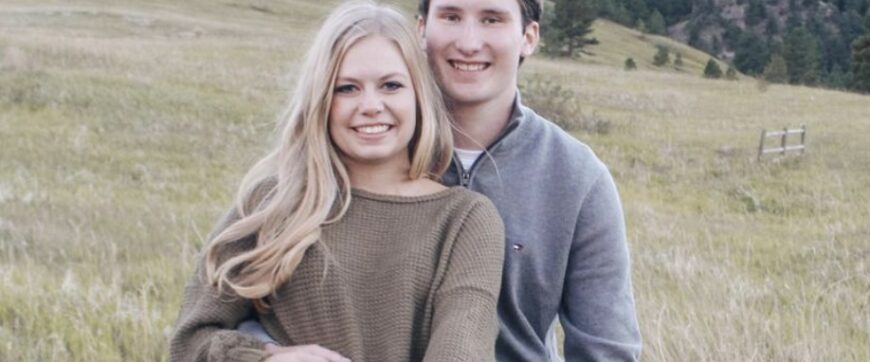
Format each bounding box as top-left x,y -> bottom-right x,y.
763,54 -> 789,83
726,66 -> 738,80
704,59 -> 723,78
653,45 -> 670,66
518,78 -> 611,134
625,57 -> 637,70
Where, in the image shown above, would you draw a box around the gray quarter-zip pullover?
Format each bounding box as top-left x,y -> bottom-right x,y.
442,94 -> 642,362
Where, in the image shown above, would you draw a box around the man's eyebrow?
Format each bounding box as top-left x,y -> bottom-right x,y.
432,5 -> 513,18
481,8 -> 512,17
432,5 -> 463,13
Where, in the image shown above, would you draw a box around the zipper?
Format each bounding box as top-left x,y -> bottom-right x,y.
452,98 -> 524,189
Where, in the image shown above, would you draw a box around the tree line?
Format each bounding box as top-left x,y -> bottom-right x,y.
542,0 -> 870,93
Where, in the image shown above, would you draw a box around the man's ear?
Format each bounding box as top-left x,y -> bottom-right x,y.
521,21 -> 540,58
416,15 -> 427,50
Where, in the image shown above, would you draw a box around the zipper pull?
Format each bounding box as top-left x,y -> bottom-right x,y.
461,171 -> 470,187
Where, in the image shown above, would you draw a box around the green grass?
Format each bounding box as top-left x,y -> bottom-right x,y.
2,1 -> 869,361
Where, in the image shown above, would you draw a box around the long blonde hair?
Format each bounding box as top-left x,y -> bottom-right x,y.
205,1 -> 453,305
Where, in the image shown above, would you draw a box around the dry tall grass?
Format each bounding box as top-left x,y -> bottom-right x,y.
1,1 -> 868,361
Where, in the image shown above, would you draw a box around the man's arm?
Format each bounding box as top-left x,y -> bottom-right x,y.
170,242 -> 270,362
423,200 -> 505,362
169,208 -> 271,362
237,320 -> 278,345
559,169 -> 642,361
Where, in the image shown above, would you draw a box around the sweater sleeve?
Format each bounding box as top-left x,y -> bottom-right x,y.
169,230 -> 270,362
423,199 -> 505,362
559,169 -> 642,361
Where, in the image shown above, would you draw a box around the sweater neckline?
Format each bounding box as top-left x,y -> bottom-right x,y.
350,186 -> 462,204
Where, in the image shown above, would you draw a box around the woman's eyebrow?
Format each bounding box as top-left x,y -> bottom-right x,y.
380,72 -> 409,81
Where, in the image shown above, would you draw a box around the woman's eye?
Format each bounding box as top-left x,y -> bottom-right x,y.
334,84 -> 357,93
383,81 -> 404,91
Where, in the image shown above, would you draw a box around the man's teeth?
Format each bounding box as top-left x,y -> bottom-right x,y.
356,125 -> 390,134
452,62 -> 487,72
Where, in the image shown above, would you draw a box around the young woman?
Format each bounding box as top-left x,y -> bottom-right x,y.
169,2 -> 505,361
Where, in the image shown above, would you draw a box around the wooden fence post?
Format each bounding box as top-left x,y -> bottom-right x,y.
800,125 -> 806,154
758,129 -> 767,161
781,127 -> 788,155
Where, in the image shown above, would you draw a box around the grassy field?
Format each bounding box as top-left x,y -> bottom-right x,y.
1,0 -> 868,361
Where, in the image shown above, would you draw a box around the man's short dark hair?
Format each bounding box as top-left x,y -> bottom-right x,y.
417,0 -> 542,30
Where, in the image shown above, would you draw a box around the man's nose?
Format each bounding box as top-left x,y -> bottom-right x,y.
455,22 -> 483,56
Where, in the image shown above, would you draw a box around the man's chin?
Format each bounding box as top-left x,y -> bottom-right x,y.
443,85 -> 492,107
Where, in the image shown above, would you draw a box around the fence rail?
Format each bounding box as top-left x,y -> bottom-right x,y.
757,126 -> 806,160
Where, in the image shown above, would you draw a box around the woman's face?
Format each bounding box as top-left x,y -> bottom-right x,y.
329,35 -> 417,172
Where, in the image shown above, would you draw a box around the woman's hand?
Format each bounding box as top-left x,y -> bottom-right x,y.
263,343 -> 351,362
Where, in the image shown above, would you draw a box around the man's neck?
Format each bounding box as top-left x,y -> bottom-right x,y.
450,92 -> 516,150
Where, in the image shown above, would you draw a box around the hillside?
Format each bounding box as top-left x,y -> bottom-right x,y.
593,0 -> 870,87
577,18 -> 730,75
1,0 -> 869,361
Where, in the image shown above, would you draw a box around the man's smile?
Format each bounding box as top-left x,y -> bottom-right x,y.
448,60 -> 491,72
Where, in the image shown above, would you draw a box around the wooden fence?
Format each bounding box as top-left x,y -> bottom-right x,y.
757,126 -> 807,160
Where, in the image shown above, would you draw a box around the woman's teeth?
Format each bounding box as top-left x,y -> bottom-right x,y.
356,125 -> 390,134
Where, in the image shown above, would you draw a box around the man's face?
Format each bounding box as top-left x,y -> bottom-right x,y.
419,0 -> 539,107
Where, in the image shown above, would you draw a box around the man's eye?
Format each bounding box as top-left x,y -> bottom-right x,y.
483,17 -> 501,24
443,14 -> 460,22
383,81 -> 404,91
334,84 -> 357,93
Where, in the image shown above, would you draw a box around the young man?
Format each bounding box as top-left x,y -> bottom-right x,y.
416,0 -> 642,360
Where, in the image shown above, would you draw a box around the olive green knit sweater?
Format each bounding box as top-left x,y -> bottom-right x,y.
170,187 -> 505,362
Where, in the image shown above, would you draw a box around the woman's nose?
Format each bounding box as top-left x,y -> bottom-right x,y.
360,91 -> 384,117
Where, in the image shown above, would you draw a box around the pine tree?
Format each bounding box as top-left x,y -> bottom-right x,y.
625,57 -> 638,70
746,0 -> 768,26
712,36 -> 723,55
766,11 -> 780,34
851,12 -> 870,92
611,4 -> 634,26
543,0 -> 598,57
734,32 -> 770,75
786,5 -> 803,30
627,0 -> 651,22
540,1 -> 562,55
783,27 -> 821,84
704,59 -> 723,78
653,45 -> 670,66
726,66 -> 739,80
827,64 -> 850,89
688,22 -> 703,48
763,54 -> 789,83
647,10 -> 667,35
635,19 -> 647,33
